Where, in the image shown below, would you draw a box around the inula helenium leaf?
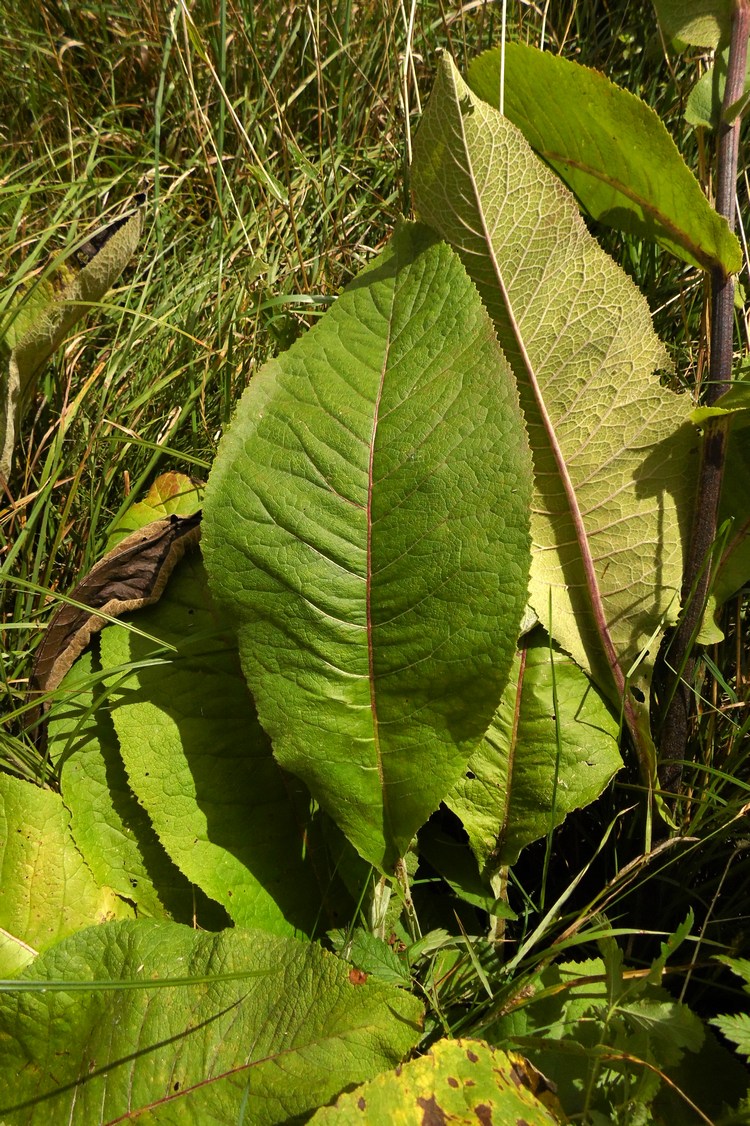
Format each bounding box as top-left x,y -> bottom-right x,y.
202,221 -> 533,870
413,56 -> 696,776
0,922 -> 423,1124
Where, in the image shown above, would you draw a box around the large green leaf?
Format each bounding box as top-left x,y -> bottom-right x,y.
202,221 -> 533,870
309,1038 -> 564,1124
446,633 -> 622,871
413,56 -> 696,778
0,774 -> 134,978
0,921 -> 423,1124
467,44 -> 740,274
98,553 -> 341,937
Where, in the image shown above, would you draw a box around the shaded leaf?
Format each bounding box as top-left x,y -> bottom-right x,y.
468,44 -> 740,274
309,1038 -> 565,1124
446,633 -> 621,871
698,422 -> 750,642
484,957 -> 712,1121
413,55 -> 696,777
47,651 -> 219,927
202,221 -> 533,870
99,553 -> 348,937
0,774 -> 134,978
417,823 -> 516,916
0,921 -> 423,1124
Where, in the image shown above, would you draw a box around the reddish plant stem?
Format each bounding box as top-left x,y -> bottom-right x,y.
657,0 -> 750,792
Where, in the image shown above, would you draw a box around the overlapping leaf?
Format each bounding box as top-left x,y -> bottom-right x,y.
446,634 -> 622,871
202,221 -> 533,869
309,1038 -> 564,1124
413,57 -> 697,773
467,44 -> 740,274
48,652 -> 218,927
98,554 -> 338,937
0,922 -> 423,1124
653,0 -> 732,48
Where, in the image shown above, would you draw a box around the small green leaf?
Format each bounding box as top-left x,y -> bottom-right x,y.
309,1038 -> 565,1124
715,954 -> 750,986
106,471 -> 203,549
467,44 -> 741,274
202,221 -> 533,871
329,928 -> 411,986
710,1013 -> 750,1060
446,635 -> 622,871
686,47 -> 750,129
0,922 -> 423,1124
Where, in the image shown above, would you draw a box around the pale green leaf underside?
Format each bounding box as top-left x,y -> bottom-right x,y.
202,221 -> 533,870
0,774 -> 134,978
468,44 -> 740,275
413,57 -> 696,722
446,634 -> 622,870
99,554 -> 329,937
0,922 -> 423,1124
309,1038 -> 562,1124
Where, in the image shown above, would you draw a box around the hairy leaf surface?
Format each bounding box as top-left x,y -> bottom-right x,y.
413,56 -> 696,771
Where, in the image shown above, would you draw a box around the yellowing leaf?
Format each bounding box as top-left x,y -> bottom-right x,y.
309,1038 -> 566,1124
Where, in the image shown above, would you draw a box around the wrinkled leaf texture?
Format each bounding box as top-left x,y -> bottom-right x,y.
413,56 -> 696,777
0,922 -> 422,1125
203,221 -> 533,870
